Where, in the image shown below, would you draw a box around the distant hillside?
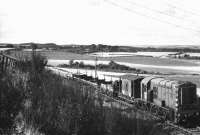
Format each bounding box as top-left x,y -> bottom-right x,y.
1,43 -> 200,53
136,46 -> 200,52
18,43 -> 60,49
0,43 -> 60,49
154,45 -> 200,49
60,44 -> 138,53
60,44 -> 200,53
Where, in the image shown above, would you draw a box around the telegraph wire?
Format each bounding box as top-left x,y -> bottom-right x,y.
103,0 -> 200,34
161,0 -> 200,17
124,0 -> 200,27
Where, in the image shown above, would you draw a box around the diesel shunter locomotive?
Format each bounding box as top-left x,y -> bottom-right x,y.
72,72 -> 200,127
112,75 -> 200,127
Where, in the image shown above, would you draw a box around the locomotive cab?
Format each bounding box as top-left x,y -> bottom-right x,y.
175,82 -> 200,127
141,77 -> 200,127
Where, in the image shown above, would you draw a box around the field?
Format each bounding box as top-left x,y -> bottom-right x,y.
91,51 -> 200,58
90,51 -> 177,57
0,48 -> 14,51
12,50 -> 200,72
31,51 -> 200,74
12,50 -> 199,66
186,53 -> 200,57
11,50 -> 200,87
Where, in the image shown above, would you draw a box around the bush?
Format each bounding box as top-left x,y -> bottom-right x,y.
16,53 -> 47,73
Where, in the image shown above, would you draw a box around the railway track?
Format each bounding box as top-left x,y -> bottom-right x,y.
48,66 -> 200,135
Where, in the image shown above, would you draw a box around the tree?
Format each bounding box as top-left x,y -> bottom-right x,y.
69,59 -> 74,66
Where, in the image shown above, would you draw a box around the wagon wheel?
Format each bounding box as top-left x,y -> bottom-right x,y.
135,100 -> 141,109
146,102 -> 151,112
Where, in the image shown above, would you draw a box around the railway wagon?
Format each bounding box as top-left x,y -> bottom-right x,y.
121,75 -> 144,98
99,80 -> 113,96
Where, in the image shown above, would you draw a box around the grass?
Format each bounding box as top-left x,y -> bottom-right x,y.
0,70 -> 25,134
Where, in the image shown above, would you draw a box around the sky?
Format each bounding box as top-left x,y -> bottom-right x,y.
0,0 -> 200,46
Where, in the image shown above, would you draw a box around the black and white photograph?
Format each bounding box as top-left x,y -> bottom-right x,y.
1,0 -> 200,134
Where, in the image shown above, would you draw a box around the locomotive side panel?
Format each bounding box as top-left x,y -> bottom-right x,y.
141,76 -> 159,101
150,78 -> 165,106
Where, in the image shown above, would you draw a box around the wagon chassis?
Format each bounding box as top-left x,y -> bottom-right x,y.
133,99 -> 169,121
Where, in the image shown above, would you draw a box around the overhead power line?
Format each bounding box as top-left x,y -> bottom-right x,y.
103,0 -> 200,34
124,0 -> 200,27
162,0 -> 200,17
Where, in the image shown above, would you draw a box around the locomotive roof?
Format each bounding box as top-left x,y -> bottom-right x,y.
150,78 -> 166,85
141,76 -> 160,84
141,76 -> 196,88
120,74 -> 144,80
150,77 -> 195,88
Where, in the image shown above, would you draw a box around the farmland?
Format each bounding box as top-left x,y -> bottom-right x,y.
11,50 -> 200,87
12,50 -> 199,66
89,51 -> 177,57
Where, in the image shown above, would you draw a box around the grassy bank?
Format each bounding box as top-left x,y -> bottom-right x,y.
1,52 -> 169,135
